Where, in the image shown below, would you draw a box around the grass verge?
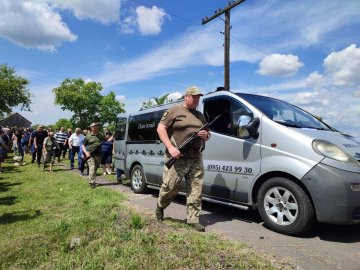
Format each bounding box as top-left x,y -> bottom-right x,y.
0,154 -> 289,269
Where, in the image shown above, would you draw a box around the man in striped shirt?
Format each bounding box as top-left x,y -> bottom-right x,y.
55,127 -> 68,163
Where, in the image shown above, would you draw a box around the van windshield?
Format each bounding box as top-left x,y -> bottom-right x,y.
237,93 -> 333,131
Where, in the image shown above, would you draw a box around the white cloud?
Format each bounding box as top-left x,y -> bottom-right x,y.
293,91 -> 330,107
136,6 -> 167,35
97,27 -> 261,87
53,0 -> 121,24
0,0 -> 77,52
355,89 -> 360,98
257,54 -> 304,76
120,5 -> 168,35
324,44 -> 360,86
119,15 -> 136,34
167,92 -> 182,102
17,69 -> 42,80
306,71 -> 326,90
238,79 -> 307,93
99,1 -> 359,87
115,95 -> 126,102
234,0 -> 360,51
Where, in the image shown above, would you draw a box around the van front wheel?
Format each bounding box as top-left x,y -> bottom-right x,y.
130,165 -> 148,193
257,177 -> 315,235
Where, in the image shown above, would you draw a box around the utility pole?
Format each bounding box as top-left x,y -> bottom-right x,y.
202,0 -> 246,91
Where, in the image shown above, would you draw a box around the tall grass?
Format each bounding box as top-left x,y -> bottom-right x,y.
0,154 -> 288,269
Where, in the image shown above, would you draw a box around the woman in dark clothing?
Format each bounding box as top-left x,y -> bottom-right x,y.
101,132 -> 114,175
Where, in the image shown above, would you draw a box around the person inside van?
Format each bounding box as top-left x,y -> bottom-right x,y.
155,86 -> 211,232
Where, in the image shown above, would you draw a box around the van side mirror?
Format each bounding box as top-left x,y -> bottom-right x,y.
237,115 -> 251,139
237,116 -> 260,139
247,117 -> 260,139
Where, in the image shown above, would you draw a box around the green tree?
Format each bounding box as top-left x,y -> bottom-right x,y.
154,93 -> 170,105
52,78 -> 125,129
0,64 -> 31,116
141,93 -> 170,110
141,99 -> 155,110
98,91 -> 124,125
54,118 -> 73,130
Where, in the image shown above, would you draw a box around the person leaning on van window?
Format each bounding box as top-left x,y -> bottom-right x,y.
156,86 -> 210,232
82,123 -> 104,189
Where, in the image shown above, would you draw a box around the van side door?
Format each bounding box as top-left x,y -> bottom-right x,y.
127,110 -> 166,186
113,116 -> 127,173
202,96 -> 261,204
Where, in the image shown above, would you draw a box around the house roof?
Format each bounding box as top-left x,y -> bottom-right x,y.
0,112 -> 32,127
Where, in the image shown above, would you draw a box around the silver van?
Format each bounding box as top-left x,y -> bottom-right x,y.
113,90 -> 360,235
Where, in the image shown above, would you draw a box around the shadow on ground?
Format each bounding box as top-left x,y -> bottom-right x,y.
0,196 -> 18,206
0,210 -> 42,225
0,181 -> 22,193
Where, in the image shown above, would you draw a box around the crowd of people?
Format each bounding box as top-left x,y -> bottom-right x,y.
2,86 -> 210,234
0,124 -> 115,182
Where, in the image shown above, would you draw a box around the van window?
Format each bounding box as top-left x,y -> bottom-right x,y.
128,110 -> 165,142
204,98 -> 252,137
114,117 -> 126,140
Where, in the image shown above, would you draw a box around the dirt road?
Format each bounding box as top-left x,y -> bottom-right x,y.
98,178 -> 360,270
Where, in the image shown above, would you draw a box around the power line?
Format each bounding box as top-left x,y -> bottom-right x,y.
202,0 -> 246,91
128,0 -> 223,34
126,0 -> 309,76
127,0 -> 269,57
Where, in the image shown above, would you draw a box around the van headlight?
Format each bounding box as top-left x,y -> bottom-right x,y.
312,140 -> 358,165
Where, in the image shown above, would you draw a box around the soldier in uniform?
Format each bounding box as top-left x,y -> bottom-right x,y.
42,132 -> 59,172
82,123 -> 104,188
156,86 -> 211,232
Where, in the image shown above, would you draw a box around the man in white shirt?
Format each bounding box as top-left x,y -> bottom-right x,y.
68,128 -> 85,170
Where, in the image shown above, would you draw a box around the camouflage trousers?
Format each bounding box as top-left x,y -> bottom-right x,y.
87,155 -> 102,184
158,155 -> 204,224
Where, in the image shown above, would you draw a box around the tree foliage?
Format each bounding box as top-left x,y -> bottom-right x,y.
52,78 -> 125,129
141,93 -> 170,109
0,64 -> 31,115
141,99 -> 155,110
54,118 -> 73,130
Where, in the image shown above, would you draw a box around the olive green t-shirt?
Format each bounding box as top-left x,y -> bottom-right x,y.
83,133 -> 104,155
160,105 -> 206,158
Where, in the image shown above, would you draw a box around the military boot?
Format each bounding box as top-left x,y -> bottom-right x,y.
155,204 -> 164,221
190,223 -> 205,232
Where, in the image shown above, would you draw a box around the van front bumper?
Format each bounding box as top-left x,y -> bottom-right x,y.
300,163 -> 360,224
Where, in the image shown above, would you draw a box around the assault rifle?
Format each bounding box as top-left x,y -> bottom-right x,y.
164,114 -> 221,169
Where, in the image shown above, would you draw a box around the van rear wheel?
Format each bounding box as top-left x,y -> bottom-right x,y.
257,177 -> 315,235
130,165 -> 148,193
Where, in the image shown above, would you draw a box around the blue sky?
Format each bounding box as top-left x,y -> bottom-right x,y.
1,0 -> 360,138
